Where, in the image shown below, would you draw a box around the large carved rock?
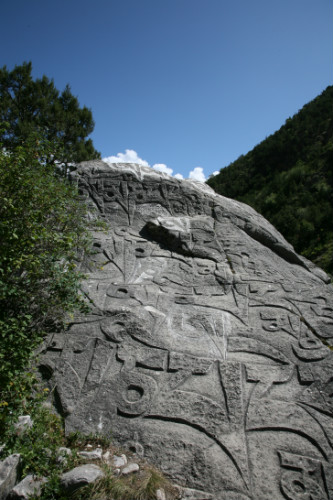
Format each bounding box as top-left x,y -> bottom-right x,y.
39,161 -> 333,500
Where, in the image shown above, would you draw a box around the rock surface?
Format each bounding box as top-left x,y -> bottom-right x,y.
0,455 -> 21,500
60,464 -> 104,493
39,161 -> 333,500
8,475 -> 47,500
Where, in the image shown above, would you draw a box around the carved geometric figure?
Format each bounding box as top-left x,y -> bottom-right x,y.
112,371 -> 158,416
278,451 -> 328,500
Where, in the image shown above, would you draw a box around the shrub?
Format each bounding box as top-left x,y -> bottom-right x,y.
0,132 -> 92,433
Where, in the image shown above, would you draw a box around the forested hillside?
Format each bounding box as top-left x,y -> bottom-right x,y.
207,86 -> 333,275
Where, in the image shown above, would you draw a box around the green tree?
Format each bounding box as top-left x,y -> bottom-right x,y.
0,62 -> 100,173
0,134 -> 93,411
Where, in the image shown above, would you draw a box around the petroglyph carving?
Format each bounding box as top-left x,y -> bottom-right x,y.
39,161 -> 333,500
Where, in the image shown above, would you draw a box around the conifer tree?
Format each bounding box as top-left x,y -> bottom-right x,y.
0,62 -> 100,173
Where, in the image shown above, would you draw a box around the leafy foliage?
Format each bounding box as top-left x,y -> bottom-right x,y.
3,391 -> 66,477
0,62 -> 100,173
1,385 -> 90,500
207,86 -> 333,275
0,134 -> 92,414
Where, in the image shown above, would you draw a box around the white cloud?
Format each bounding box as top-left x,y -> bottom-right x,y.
103,149 -> 205,182
152,163 -> 173,176
212,171 -> 219,176
189,167 -> 206,182
103,149 -> 149,166
103,149 -> 180,177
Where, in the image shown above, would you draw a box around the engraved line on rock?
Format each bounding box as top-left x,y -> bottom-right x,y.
246,426 -> 329,461
297,403 -> 333,452
144,414 -> 250,493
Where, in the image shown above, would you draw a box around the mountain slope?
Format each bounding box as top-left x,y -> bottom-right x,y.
207,86 -> 333,275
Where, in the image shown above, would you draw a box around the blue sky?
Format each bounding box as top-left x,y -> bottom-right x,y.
1,0 -> 332,180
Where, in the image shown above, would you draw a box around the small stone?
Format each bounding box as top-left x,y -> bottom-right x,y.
56,447 -> 72,464
156,488 -> 166,500
78,448 -> 103,460
60,464 -> 104,493
121,463 -> 139,475
112,455 -> 127,467
102,451 -> 110,463
9,474 -> 47,499
14,416 -> 32,435
0,454 -> 21,500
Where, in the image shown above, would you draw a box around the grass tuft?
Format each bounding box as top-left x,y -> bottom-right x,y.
73,463 -> 179,500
